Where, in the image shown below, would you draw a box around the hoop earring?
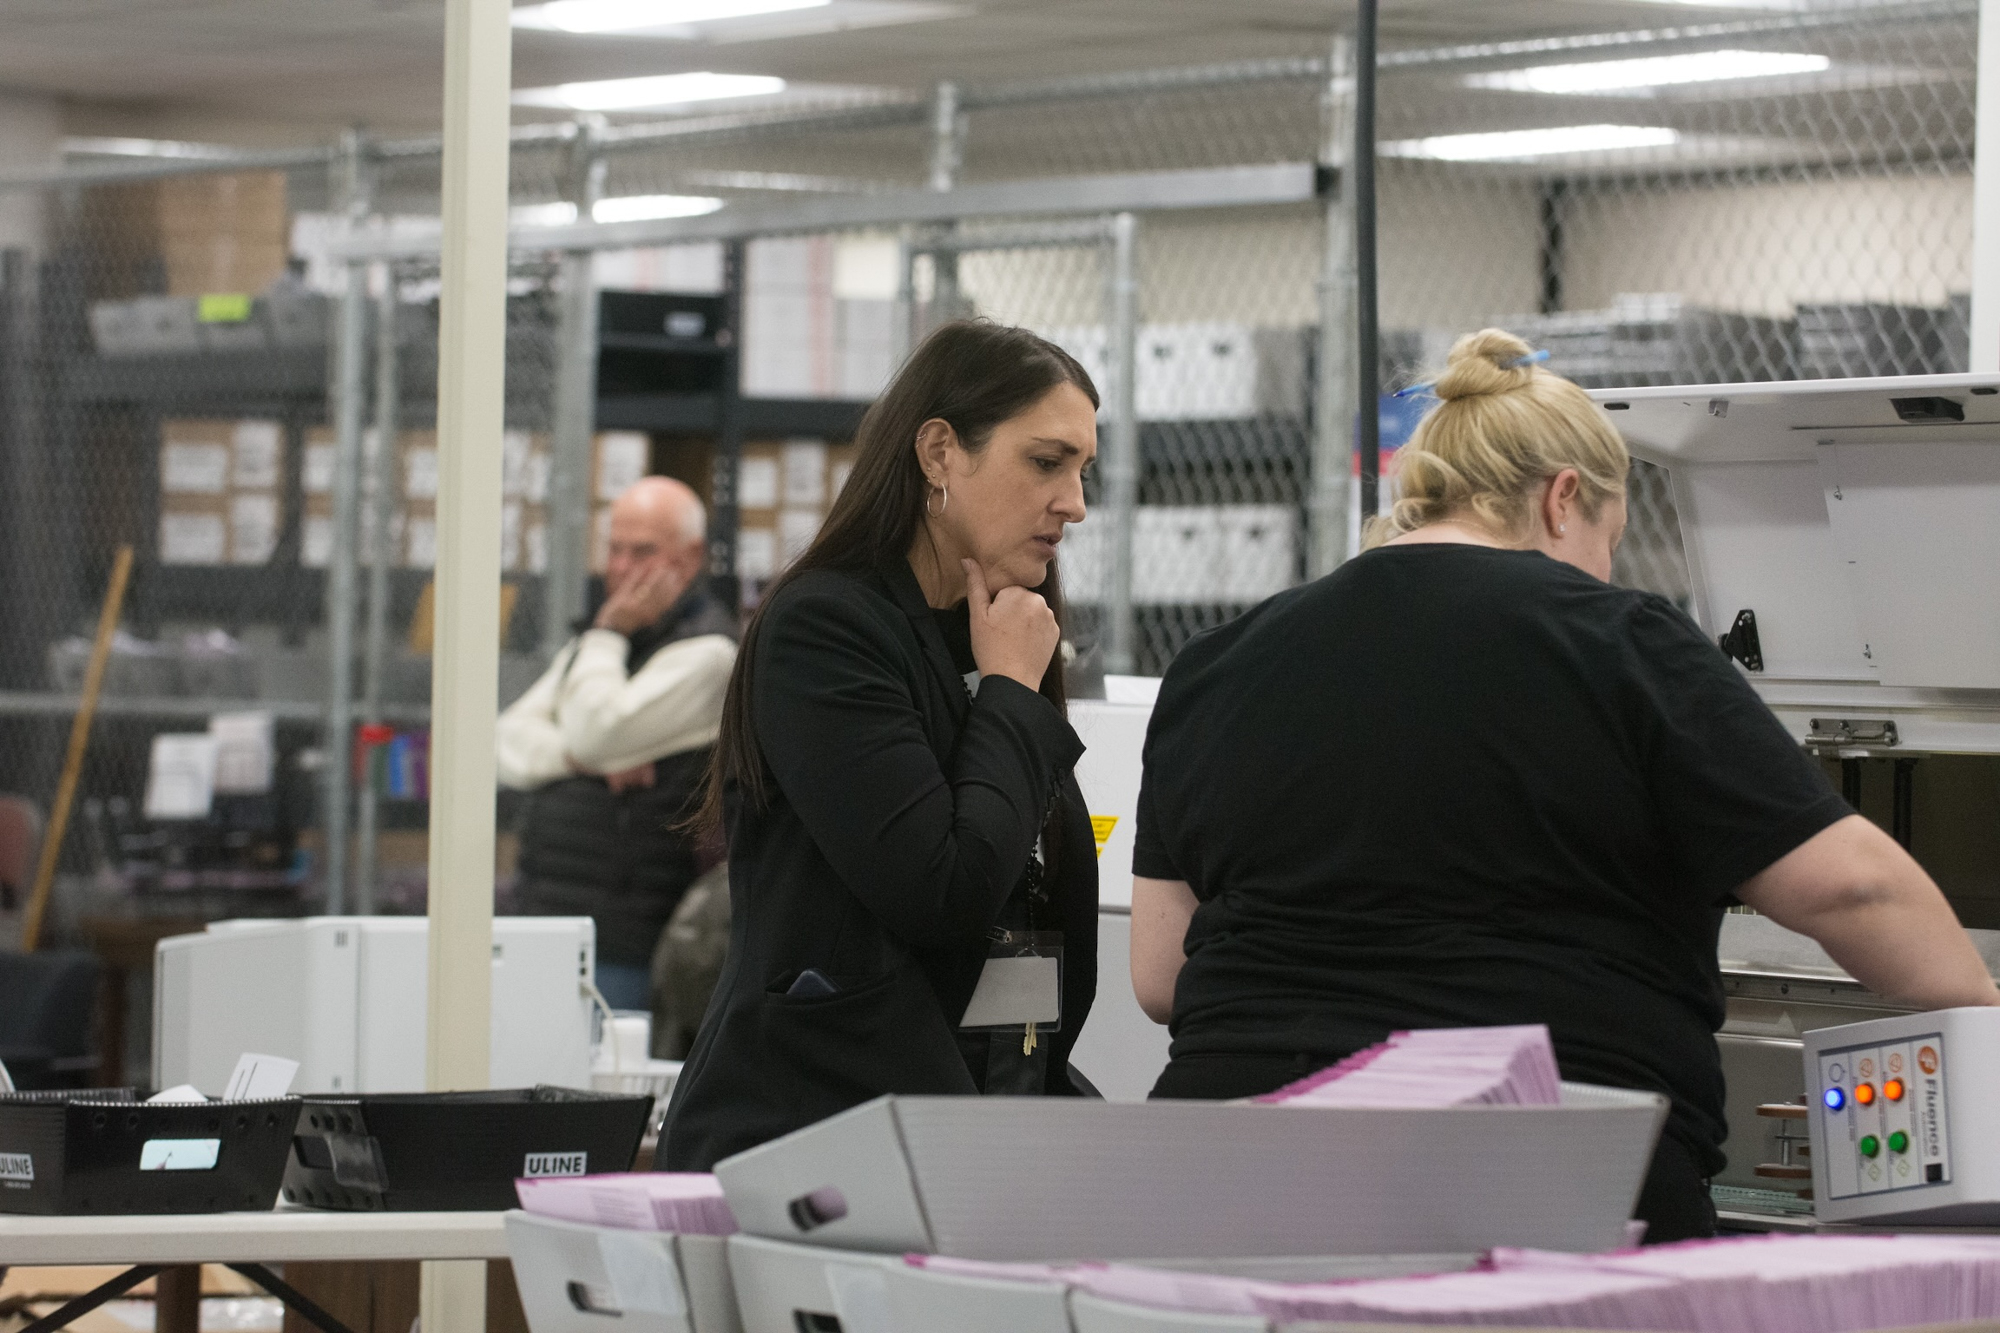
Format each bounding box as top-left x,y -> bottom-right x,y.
926,484 -> 948,519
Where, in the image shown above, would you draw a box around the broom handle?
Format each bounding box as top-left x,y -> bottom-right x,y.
23,544 -> 135,951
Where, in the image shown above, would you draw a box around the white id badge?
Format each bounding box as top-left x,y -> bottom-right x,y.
958,931 -> 1062,1030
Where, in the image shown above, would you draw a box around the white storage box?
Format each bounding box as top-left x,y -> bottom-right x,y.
155,916 -> 595,1094
725,1235 -> 904,1333
883,1262 -> 1071,1333
714,1086 -> 1665,1261
506,1211 -> 741,1333
1069,1293 -> 1267,1333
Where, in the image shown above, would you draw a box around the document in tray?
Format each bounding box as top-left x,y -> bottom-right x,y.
516,1171 -> 738,1234
1257,1023 -> 1563,1109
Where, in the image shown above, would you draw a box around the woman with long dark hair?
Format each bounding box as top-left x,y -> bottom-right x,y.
660,319 -> 1102,1170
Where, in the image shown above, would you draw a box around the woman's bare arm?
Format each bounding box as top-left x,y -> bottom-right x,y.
1131,876 -> 1199,1024
1737,814 -> 2000,1010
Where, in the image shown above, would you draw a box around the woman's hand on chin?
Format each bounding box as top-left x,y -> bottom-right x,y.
964,559 -> 1059,690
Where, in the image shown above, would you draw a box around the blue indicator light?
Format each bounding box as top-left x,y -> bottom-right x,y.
1824,1087 -> 1847,1112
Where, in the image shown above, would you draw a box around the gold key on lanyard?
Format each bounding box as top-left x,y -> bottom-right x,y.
1023,1021 -> 1038,1055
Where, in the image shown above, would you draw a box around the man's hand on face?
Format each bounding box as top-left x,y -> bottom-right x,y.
593,557 -> 686,635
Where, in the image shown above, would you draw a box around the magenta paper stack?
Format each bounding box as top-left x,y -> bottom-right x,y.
908,1234 -> 2000,1329
1257,1024 -> 1563,1109
514,1172 -> 738,1234
1492,1235 -> 2000,1332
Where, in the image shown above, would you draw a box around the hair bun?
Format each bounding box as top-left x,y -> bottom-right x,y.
1432,328 -> 1537,403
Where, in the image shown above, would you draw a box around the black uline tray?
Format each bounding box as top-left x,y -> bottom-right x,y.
0,1089 -> 299,1215
283,1085 -> 653,1212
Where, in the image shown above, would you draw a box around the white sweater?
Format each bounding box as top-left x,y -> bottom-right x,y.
495,627 -> 736,789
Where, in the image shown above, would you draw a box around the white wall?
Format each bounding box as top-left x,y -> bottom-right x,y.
1564,172 -> 1974,316
0,89 -> 61,256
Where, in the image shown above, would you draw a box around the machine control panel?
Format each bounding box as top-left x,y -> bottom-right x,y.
1816,1032 -> 1951,1200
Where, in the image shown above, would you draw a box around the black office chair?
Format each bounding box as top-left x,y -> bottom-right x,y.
0,950 -> 101,1089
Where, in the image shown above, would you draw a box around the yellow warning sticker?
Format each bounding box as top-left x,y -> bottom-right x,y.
1089,815 -> 1118,858
197,292 -> 253,324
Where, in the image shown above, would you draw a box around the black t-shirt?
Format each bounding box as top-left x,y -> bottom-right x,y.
1132,544 -> 1850,1172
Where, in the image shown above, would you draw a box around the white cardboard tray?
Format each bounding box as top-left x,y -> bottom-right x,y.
713,1084 -> 1665,1261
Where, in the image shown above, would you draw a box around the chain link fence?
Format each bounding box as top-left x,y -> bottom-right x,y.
0,2 -> 1982,1008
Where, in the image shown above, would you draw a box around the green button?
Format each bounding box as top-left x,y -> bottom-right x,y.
1861,1135 -> 1881,1158
1889,1131 -> 1910,1154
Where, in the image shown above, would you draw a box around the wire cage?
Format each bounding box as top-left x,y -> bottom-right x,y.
0,0 -> 1980,995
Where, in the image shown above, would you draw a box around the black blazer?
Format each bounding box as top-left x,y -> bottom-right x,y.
659,559 -> 1098,1171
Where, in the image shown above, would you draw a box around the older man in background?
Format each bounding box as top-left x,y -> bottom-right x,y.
498,475 -> 737,1009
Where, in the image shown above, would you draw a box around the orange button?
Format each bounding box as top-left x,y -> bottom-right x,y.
1884,1078 -> 1905,1102
1855,1082 -> 1877,1106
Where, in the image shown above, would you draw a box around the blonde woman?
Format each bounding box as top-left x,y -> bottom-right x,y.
1128,328 -> 1997,1242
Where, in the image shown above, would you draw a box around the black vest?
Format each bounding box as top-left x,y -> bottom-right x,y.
515,588 -> 737,966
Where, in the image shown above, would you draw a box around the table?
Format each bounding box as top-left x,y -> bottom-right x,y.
0,1209 -> 510,1333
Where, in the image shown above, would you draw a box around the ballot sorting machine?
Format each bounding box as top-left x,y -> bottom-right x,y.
1601,374 -> 2000,1221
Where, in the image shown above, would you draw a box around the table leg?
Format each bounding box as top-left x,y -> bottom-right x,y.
228,1262 -> 365,1333
20,1264 -> 163,1333
154,1265 -> 201,1333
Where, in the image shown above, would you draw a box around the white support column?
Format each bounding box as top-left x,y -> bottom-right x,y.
422,0 -> 510,1324
1975,0 -> 2000,370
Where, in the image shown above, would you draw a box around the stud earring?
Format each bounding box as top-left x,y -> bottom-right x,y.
1558,523 -> 1567,535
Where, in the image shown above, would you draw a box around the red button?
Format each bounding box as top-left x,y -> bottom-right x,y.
1884,1078 -> 1905,1102
1855,1083 -> 1877,1106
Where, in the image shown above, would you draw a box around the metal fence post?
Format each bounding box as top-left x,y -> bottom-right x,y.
355,259 -> 403,915
1103,211 -> 1140,676
893,225 -> 916,365
323,129 -> 372,914
544,117 -> 606,656
1309,35 -> 1357,577
926,81 -> 965,328
1973,0 -> 2000,370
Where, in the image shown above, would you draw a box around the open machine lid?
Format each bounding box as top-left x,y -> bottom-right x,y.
1593,374 -> 2000,693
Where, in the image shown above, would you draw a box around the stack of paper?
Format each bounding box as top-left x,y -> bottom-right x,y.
1493,1235 -> 2000,1332
1257,1024 -> 1564,1108
514,1172 -> 738,1234
910,1234 -> 2000,1329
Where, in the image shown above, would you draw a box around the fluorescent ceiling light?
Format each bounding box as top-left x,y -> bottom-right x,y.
1622,0 -> 1801,8
1385,124 -> 1681,161
512,0 -> 827,33
513,71 -> 785,110
591,194 -> 726,222
512,202 -> 580,226
1471,50 -> 1830,96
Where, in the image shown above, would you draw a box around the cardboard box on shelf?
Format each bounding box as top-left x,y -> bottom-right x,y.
229,493 -> 280,566
403,433 -> 440,502
303,426 -> 335,496
301,493 -> 333,568
159,496 -> 229,566
827,441 -> 860,506
522,510 -> 549,575
781,439 -> 828,509
594,431 -> 650,503
777,509 -> 821,568
589,504 -> 611,576
230,419 -> 285,491
736,525 -> 778,582
160,424 -> 232,496
737,441 -> 782,515
406,500 -> 438,570
83,172 -> 291,298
